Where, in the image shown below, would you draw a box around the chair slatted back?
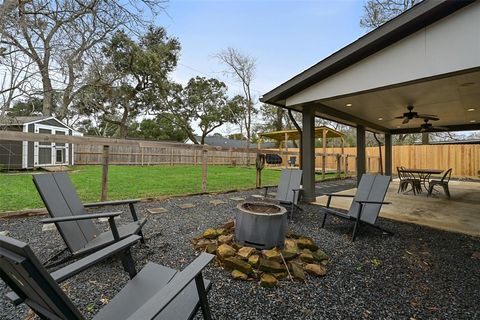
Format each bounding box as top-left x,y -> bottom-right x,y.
275,169 -> 302,205
0,235 -> 84,320
33,173 -> 99,253
441,168 -> 452,182
348,174 -> 391,225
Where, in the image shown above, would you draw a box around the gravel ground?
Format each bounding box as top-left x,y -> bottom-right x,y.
1,178 -> 479,320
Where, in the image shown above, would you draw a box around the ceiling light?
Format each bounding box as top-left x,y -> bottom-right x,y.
396,126 -> 401,128
378,117 -> 383,121
470,120 -> 476,123
345,103 -> 352,107
467,108 -> 475,112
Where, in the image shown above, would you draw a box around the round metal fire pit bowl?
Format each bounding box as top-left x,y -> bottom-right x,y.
235,202 -> 287,249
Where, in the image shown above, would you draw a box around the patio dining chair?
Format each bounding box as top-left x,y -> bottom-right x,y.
33,172 -> 147,266
397,166 -> 421,195
263,168 -> 303,220
318,174 -> 393,241
0,234 -> 214,320
427,168 -> 452,199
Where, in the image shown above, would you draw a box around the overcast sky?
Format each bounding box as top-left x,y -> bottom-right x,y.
156,0 -> 366,99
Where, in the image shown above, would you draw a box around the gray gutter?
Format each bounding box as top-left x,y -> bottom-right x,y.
261,0 -> 476,106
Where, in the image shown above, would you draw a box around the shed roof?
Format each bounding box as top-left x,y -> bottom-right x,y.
259,126 -> 344,141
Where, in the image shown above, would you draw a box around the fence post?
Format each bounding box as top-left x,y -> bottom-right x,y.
101,145 -> 110,201
336,154 -> 341,178
345,155 -> 349,176
202,148 -> 208,192
141,146 -> 144,166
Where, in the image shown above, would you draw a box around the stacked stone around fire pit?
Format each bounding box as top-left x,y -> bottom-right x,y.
192,220 -> 329,287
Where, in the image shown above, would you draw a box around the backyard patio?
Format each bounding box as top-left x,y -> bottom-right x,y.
1,179 -> 479,319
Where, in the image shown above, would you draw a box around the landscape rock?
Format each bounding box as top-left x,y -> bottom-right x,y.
260,273 -> 278,287
223,257 -> 253,275
284,238 -> 299,253
217,244 -> 236,258
193,239 -> 212,250
281,249 -> 298,260
289,262 -> 305,280
299,249 -> 315,263
238,247 -> 256,259
203,228 -> 218,239
231,270 -> 248,280
262,248 -> 282,262
223,220 -> 235,229
304,264 -> 326,277
259,258 -> 286,273
313,249 -> 329,262
218,234 -> 234,244
297,237 -> 319,251
206,243 -> 218,254
248,255 -> 259,266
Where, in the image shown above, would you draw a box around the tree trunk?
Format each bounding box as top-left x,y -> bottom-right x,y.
41,71 -> 54,116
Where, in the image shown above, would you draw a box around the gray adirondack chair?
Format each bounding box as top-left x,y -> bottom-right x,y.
263,169 -> 303,220
0,234 -> 214,320
33,172 -> 147,264
320,174 -> 393,241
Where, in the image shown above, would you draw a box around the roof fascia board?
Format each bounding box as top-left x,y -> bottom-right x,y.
261,0 -> 475,105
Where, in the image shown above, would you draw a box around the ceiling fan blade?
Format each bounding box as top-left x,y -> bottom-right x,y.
418,114 -> 439,120
394,116 -> 405,119
402,117 -> 409,124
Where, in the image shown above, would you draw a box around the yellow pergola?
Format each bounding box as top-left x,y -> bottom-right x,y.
258,126 -> 345,175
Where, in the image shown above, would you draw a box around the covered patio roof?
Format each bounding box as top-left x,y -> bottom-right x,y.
260,0 -> 480,201
261,0 -> 480,134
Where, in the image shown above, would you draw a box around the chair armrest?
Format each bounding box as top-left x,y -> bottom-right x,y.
355,200 -> 391,205
51,235 -> 141,283
7,235 -> 142,306
320,193 -> 355,198
83,199 -> 141,208
41,212 -> 121,223
126,253 -> 215,320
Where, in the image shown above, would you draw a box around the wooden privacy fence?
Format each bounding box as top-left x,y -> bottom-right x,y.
75,144 -> 257,166
75,143 -> 480,178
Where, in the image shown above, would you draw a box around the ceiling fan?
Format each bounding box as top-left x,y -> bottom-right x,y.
420,119 -> 449,132
394,105 -> 439,124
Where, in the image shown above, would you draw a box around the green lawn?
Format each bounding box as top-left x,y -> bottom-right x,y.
0,165 -> 337,213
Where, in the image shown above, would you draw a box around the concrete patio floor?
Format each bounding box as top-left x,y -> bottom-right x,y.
314,179 -> 480,237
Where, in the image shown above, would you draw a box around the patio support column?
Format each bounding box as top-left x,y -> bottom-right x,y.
356,125 -> 366,185
302,107 -> 316,202
385,132 -> 392,177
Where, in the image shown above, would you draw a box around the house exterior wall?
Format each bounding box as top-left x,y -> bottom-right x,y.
286,1 -> 480,106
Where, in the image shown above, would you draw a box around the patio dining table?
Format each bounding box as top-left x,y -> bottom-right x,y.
399,168 -> 444,192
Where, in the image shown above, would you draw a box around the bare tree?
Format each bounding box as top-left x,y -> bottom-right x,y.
0,0 -> 167,118
0,48 -> 36,115
216,48 -> 256,161
360,0 -> 420,29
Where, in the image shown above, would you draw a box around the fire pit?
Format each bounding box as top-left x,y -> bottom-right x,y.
235,201 -> 287,249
